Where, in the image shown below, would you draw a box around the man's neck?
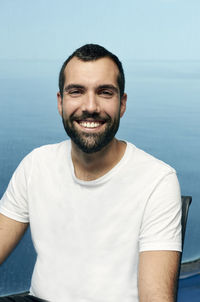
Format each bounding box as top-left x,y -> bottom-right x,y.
71,139 -> 127,181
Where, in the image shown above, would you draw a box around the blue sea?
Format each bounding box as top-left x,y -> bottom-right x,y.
0,59 -> 200,298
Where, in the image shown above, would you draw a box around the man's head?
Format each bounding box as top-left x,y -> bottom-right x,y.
57,44 -> 127,154
59,44 -> 125,99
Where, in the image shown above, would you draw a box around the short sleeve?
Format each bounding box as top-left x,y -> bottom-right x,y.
139,172 -> 182,252
0,152 -> 33,223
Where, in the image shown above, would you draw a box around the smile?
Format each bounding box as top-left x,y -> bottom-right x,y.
76,120 -> 105,129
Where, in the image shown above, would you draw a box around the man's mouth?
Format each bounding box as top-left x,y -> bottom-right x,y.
78,121 -> 104,128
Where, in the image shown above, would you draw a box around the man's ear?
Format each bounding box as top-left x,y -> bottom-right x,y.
120,93 -> 127,118
57,92 -> 62,117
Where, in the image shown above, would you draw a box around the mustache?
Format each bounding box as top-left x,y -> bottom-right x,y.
70,112 -> 111,122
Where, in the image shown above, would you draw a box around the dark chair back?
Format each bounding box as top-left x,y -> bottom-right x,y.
181,195 -> 192,248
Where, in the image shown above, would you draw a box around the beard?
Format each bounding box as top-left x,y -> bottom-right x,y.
61,111 -> 120,153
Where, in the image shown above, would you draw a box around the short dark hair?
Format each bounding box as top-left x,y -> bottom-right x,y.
59,44 -> 125,98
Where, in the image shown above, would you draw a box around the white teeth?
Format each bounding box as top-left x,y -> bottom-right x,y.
80,121 -> 101,128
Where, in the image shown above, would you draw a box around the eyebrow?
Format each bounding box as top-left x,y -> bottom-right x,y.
64,84 -> 119,94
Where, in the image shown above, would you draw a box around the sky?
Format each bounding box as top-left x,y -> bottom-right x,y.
0,0 -> 200,62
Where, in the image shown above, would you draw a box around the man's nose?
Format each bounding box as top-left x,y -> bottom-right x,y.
82,92 -> 100,113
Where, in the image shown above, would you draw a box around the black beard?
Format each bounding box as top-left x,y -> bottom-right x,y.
62,112 -> 120,153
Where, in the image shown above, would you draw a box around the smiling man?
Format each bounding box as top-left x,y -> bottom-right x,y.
59,57 -> 124,154
0,44 -> 182,302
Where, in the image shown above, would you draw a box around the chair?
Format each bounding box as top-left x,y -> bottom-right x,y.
181,195 -> 192,248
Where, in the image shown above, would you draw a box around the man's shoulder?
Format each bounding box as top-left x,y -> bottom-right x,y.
21,140 -> 70,167
32,140 -> 69,156
126,141 -> 176,175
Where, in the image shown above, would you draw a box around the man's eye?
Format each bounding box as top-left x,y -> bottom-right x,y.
99,90 -> 113,97
69,90 -> 82,96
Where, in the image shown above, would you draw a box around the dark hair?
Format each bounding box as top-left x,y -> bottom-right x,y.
59,44 -> 125,98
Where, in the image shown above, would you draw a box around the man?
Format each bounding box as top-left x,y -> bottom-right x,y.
0,44 -> 182,302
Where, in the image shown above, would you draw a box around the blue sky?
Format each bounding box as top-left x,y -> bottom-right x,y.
1,0 -> 200,61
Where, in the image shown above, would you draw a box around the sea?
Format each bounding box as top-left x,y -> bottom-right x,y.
0,59 -> 200,298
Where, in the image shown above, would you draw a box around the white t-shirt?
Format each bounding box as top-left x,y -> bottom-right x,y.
0,141 -> 182,302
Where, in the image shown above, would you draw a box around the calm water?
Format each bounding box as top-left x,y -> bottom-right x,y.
0,59 -> 200,295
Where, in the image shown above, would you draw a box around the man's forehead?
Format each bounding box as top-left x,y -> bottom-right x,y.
64,57 -> 119,80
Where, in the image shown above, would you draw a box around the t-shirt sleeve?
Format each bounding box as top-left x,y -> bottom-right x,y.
139,172 -> 182,252
0,152 -> 33,223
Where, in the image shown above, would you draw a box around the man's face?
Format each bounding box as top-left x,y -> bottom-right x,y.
57,57 -> 126,153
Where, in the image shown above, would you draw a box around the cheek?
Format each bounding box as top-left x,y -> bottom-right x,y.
106,102 -> 121,118
62,99 -> 80,117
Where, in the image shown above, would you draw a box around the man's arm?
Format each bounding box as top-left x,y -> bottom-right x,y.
0,213 -> 28,265
138,250 -> 181,302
